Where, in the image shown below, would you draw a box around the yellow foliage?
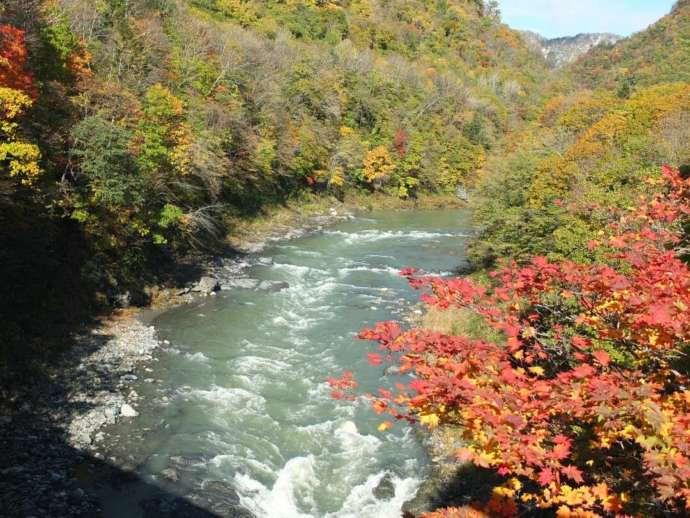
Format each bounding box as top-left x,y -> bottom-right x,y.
527,83 -> 690,209
329,166 -> 345,187
0,141 -> 41,183
362,146 -> 395,184
217,0 -> 257,27
0,87 -> 41,184
419,412 -> 440,428
0,86 -> 32,135
170,124 -> 194,176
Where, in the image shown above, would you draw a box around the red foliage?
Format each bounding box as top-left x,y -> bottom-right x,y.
393,129 -> 408,157
335,166 -> 690,516
0,24 -> 37,98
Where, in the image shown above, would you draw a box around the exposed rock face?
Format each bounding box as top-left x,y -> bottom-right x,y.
521,31 -> 622,68
373,473 -> 396,500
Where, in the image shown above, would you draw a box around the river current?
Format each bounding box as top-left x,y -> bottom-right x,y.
102,209 -> 472,517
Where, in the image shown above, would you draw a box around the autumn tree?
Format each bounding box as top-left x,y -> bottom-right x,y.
0,25 -> 41,185
135,83 -> 192,180
333,167 -> 690,517
0,87 -> 41,184
0,25 -> 37,98
362,146 -> 395,186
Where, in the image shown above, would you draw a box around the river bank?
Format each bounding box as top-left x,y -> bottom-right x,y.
0,195 -> 469,517
0,312 -> 160,516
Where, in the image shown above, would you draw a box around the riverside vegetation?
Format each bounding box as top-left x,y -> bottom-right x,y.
2,0 -> 690,517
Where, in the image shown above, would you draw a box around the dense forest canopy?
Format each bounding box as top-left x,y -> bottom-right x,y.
470,1 -> 690,266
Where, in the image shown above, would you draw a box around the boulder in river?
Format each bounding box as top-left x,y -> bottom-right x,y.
373,473 -> 396,500
160,468 -> 179,482
191,276 -> 220,294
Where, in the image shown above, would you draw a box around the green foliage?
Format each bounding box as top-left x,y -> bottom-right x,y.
158,203 -> 184,229
70,116 -> 143,209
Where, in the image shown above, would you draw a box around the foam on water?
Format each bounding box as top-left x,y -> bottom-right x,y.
230,355 -> 292,373
184,386 -> 267,415
327,472 -> 422,518
184,351 -> 210,362
232,420 -> 423,518
235,456 -> 318,518
337,265 -> 400,278
272,262 -> 329,277
323,229 -> 468,244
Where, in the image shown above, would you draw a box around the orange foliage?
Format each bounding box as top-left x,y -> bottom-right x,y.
0,25 -> 36,98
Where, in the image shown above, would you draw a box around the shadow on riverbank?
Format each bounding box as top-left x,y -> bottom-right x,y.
0,416 -> 228,517
0,338 -> 250,517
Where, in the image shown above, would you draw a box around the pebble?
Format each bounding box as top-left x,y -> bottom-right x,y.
120,404 -> 139,417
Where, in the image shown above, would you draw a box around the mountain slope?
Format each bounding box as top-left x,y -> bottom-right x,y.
470,0 -> 690,266
521,31 -> 621,68
570,0 -> 690,90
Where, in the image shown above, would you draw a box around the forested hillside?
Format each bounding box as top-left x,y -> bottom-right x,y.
469,0 -> 690,266
0,0 -> 546,367
569,0 -> 690,91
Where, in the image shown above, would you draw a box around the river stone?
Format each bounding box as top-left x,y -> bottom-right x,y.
192,276 -> 220,293
160,468 -> 179,482
221,278 -> 261,290
120,404 -> 139,417
257,280 -> 290,292
202,481 -> 240,503
373,473 -> 396,500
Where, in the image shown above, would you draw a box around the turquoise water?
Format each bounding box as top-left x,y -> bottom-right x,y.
104,209 -> 472,517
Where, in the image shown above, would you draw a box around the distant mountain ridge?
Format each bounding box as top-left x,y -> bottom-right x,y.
521,31 -> 622,68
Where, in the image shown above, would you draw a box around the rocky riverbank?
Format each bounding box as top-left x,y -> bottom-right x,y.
0,313 -> 161,516
0,204 -> 359,517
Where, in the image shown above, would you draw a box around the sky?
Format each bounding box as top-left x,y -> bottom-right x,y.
497,0 -> 677,39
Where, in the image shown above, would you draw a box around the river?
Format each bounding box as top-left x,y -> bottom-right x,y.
100,208 -> 472,517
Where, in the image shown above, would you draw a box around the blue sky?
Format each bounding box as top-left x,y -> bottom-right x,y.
497,0 -> 677,38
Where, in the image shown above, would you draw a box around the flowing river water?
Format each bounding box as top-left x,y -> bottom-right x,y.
101,208 -> 472,517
